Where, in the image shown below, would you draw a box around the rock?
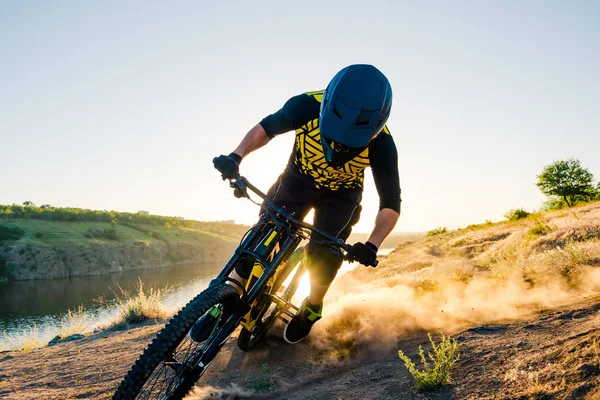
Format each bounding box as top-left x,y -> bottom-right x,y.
523,323 -> 542,330
468,325 -> 507,335
48,335 -> 62,346
48,334 -> 86,346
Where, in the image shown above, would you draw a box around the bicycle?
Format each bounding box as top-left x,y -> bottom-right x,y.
112,174 -> 378,399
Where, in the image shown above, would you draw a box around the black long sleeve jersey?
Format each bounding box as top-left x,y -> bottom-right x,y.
259,90 -> 401,213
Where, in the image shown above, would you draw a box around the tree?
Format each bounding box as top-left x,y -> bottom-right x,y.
536,158 -> 595,207
22,201 -> 35,207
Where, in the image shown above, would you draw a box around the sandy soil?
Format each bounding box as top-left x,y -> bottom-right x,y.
1,296 -> 599,400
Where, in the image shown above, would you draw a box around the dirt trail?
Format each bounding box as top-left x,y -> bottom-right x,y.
1,296 -> 599,400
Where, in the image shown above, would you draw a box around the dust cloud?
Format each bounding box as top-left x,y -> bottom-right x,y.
187,383 -> 252,400
310,260 -> 600,357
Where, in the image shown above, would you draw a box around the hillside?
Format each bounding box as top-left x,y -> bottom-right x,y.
347,231 -> 424,249
1,202 -> 600,398
0,217 -> 248,281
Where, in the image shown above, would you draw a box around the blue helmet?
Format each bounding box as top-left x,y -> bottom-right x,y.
320,64 -> 392,168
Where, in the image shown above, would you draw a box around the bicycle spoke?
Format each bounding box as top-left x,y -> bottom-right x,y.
136,320 -> 210,398
140,361 -> 171,399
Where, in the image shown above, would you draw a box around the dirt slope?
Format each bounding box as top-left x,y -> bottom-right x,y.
1,296 -> 599,399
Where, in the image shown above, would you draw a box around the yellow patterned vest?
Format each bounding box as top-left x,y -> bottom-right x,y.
293,90 -> 391,190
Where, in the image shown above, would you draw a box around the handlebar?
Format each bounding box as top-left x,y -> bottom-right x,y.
228,174 -> 378,268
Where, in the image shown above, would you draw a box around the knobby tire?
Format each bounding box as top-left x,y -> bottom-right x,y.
113,283 -> 239,400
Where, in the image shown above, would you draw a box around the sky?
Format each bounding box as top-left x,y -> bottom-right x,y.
1,1 -> 599,233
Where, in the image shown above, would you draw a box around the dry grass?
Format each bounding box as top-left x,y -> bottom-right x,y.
59,305 -> 90,337
101,278 -> 167,328
2,325 -> 46,352
505,366 -> 567,399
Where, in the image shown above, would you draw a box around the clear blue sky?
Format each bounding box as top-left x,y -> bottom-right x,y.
1,1 -> 599,232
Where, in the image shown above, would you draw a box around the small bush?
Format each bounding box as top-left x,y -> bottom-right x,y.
398,333 -> 460,391
33,232 -> 43,239
0,225 -> 25,241
253,363 -> 275,392
426,227 -> 448,237
504,208 -> 530,221
84,227 -> 119,241
529,221 -> 550,236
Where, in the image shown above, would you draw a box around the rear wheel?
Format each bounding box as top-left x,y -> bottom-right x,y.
237,247 -> 307,351
113,283 -> 239,400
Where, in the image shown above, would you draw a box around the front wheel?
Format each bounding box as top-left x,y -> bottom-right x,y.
113,283 -> 239,400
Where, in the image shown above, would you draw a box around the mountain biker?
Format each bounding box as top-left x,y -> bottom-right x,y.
209,64 -> 401,344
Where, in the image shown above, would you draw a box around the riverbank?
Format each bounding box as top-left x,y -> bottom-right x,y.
0,219 -> 244,281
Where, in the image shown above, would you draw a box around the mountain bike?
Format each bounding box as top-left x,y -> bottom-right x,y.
112,174 -> 378,399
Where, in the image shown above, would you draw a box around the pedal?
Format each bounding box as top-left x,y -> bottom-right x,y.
288,303 -> 300,312
278,314 -> 291,324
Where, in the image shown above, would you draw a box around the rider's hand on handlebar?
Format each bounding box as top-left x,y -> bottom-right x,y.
213,153 -> 242,180
347,242 -> 378,267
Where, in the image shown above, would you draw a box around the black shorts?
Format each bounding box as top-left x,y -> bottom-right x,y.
236,167 -> 362,285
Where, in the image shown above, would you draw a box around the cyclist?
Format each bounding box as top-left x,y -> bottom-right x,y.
210,64 -> 401,344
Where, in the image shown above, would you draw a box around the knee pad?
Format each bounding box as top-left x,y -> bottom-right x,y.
305,242 -> 343,286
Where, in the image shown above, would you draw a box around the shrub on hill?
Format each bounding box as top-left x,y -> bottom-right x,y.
0,224 -> 25,241
426,227 -> 447,237
504,208 -> 530,221
83,228 -> 119,241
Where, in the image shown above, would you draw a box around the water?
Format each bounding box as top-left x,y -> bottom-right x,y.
0,262 -> 224,348
0,248 -> 394,349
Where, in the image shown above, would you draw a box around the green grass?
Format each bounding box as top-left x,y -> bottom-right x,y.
398,333 -> 460,391
124,222 -> 239,245
253,363 -> 275,392
0,219 -> 153,245
529,221 -> 550,236
0,219 -> 243,247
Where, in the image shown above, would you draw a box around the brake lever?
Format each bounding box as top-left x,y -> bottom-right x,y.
229,175 -> 249,199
